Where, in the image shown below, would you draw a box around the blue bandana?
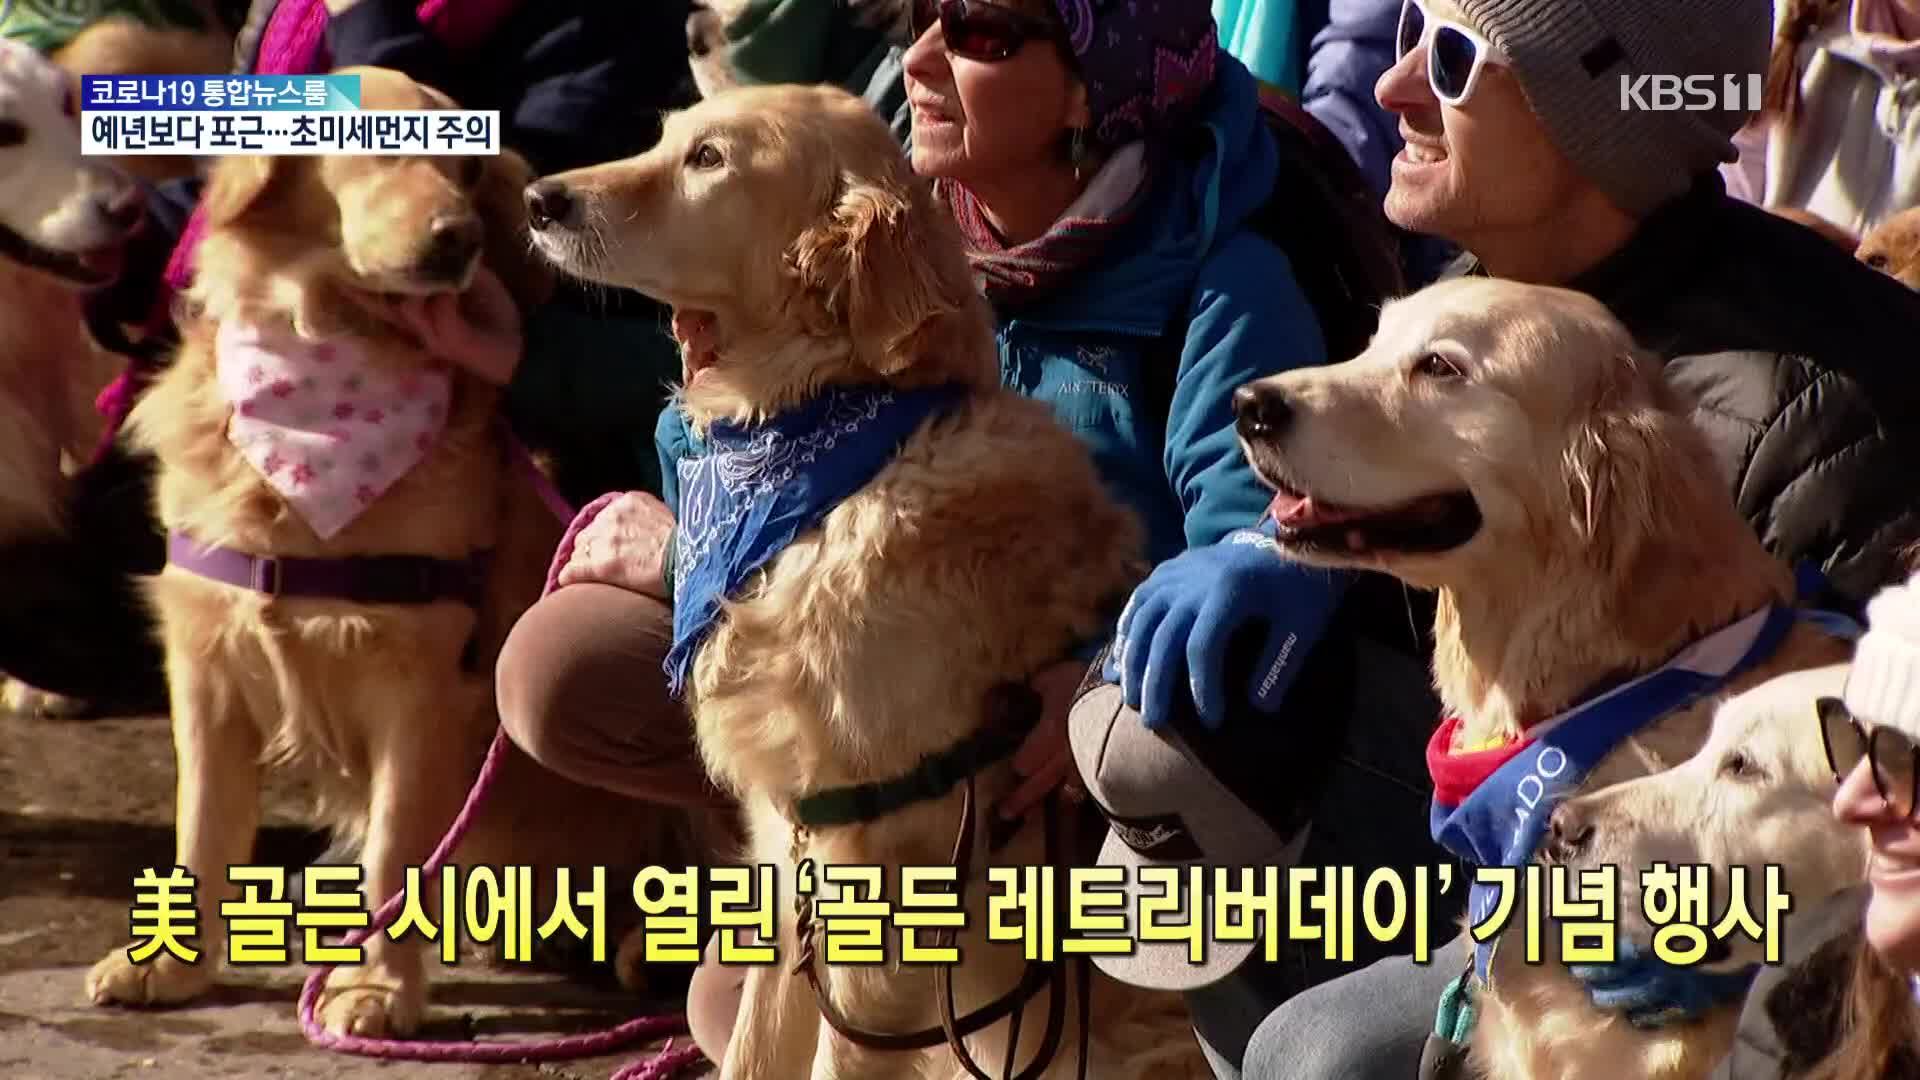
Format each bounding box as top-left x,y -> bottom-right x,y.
1431,599 -> 1829,984
663,384 -> 968,700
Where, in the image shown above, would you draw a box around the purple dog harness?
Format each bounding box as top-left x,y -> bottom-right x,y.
166,532 -> 491,608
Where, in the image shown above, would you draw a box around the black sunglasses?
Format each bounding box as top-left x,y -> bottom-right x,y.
1818,696 -> 1920,818
911,0 -> 1061,63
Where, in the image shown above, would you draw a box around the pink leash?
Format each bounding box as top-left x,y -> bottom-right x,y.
292,476 -> 704,1077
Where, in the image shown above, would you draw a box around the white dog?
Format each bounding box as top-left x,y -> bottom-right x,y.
0,37 -> 141,541
0,38 -> 146,716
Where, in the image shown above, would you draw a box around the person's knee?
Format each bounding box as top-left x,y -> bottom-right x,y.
495,583 -> 680,781
1239,955 -> 1442,1080
1242,988 -> 1374,1080
495,595 -> 570,764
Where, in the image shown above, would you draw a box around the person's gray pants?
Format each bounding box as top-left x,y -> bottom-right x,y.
1233,932 -> 1467,1080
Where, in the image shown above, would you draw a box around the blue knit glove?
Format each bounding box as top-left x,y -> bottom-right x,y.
1101,521 -> 1348,732
1565,937 -> 1758,1029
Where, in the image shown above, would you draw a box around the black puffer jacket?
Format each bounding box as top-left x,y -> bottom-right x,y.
1456,174 -> 1920,613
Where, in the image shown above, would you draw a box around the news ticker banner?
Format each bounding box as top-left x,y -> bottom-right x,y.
79,75 -> 499,156
114,860 -> 1797,971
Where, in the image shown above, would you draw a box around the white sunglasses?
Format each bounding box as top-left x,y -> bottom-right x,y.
1396,0 -> 1509,106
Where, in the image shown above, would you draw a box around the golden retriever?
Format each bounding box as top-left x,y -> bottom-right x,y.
50,5 -> 241,184
524,82 -> 1208,1080
1233,277 -> 1853,1080
0,36 -> 146,712
1858,206 -> 1920,291
1548,662 -> 1867,998
83,66 -> 707,1037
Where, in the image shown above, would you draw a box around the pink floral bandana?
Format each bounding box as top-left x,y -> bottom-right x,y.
215,320 -> 452,540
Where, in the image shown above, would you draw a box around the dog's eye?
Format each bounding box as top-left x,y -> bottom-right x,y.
460,156 -> 484,186
0,119 -> 25,148
1865,253 -> 1890,270
688,142 -> 723,170
1719,750 -> 1762,781
1411,352 -> 1465,380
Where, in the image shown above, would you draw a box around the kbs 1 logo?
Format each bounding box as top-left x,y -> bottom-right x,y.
1619,73 -> 1764,112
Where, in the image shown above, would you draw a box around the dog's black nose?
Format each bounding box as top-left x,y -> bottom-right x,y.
1547,804 -> 1596,858
420,212 -> 483,278
524,179 -> 576,231
1233,383 -> 1292,439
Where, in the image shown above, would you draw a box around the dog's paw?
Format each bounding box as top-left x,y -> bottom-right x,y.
318,965 -> 424,1038
85,948 -> 215,1007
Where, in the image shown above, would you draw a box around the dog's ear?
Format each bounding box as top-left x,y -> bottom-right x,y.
473,147 -> 556,311
789,172 -> 979,377
201,154 -> 281,228
1560,350 -> 1671,557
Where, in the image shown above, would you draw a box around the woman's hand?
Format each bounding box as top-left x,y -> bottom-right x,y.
997,658 -> 1095,823
557,491 -> 677,599
388,265 -> 525,386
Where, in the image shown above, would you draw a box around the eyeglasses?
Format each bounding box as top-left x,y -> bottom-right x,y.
1395,0 -> 1508,106
1818,696 -> 1920,818
911,0 -> 1061,63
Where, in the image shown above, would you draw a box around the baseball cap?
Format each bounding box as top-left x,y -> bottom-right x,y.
1067,627 -> 1355,991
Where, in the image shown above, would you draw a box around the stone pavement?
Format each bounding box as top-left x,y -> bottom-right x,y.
0,711 -> 706,1080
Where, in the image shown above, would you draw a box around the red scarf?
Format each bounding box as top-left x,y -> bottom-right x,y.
1424,714 -> 1532,808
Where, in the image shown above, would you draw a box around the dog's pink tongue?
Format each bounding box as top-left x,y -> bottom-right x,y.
1268,490 -> 1316,527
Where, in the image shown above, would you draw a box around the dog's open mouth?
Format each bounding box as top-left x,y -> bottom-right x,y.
0,223 -> 124,287
1267,482 -> 1481,556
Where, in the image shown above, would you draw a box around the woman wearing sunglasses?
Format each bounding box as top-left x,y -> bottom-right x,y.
909,0 -> 1468,1068
899,3 -> 1359,817
678,0 -> 1460,1071
1709,570 -> 1920,1078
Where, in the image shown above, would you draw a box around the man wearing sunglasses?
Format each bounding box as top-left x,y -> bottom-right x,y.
1371,0 -> 1920,613
1232,0 -> 1920,1075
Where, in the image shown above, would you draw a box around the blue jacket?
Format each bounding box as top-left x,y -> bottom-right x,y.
1299,0 -> 1401,200
997,55 -> 1326,568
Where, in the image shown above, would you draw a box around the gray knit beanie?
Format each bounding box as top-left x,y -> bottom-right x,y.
1451,0 -> 1773,216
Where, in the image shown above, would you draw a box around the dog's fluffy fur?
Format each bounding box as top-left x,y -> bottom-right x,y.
1236,278 -> 1853,1079
528,83 -> 1207,1079
83,67 -> 709,1037
1858,206 -> 1920,291
0,38 -> 145,713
